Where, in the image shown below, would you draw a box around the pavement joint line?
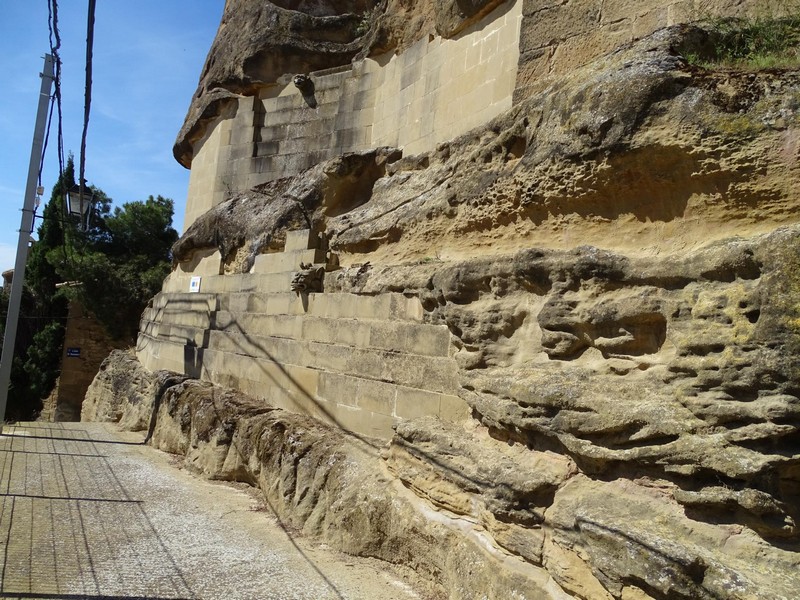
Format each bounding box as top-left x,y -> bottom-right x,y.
1,435 -> 142,446
0,495 -> 142,504
0,593 -> 195,599
0,422 -> 425,600
1,452 -> 107,458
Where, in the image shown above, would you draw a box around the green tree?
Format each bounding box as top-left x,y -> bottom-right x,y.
54,195 -> 178,342
0,158 -> 75,420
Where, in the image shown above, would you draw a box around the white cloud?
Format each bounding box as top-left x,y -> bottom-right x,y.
0,243 -> 19,276
0,184 -> 23,199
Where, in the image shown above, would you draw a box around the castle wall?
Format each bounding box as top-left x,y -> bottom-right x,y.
515,0 -> 752,98
183,0 -> 768,233
170,0 -> 776,439
183,0 -> 522,232
139,230 -> 468,440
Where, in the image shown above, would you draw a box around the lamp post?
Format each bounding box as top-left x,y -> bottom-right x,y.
68,182 -> 93,230
0,54 -> 56,430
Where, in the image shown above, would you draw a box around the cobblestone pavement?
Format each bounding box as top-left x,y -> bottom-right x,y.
0,422 -> 425,600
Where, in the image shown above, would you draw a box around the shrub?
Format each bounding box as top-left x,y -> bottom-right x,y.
687,4 -> 800,69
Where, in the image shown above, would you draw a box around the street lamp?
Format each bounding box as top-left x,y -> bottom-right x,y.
67,182 -> 94,230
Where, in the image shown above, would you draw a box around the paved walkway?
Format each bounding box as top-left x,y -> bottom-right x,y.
0,422 -> 424,600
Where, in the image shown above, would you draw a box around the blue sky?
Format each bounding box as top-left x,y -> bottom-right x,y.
0,1 -> 224,271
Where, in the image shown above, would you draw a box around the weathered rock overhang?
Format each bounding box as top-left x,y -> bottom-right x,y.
110,2 -> 800,597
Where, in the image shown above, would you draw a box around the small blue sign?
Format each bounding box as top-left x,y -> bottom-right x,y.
66,347 -> 81,357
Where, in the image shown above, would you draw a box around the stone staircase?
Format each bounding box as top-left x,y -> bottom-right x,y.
137,230 -> 466,439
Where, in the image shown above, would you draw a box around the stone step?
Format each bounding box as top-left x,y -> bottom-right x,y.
135,334 -> 188,375
182,272 -> 296,295
206,330 -> 458,395
214,311 -> 451,357
151,292 -> 218,312
218,291 -> 423,322
141,307 -> 214,329
141,321 -> 209,347
252,248 -> 326,274
285,229 -> 317,251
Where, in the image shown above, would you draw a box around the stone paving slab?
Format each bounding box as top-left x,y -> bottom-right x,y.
0,423 -> 425,600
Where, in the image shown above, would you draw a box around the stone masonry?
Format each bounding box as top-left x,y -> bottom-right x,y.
139,230 -> 468,439
183,0 -> 522,230
40,301 -> 124,422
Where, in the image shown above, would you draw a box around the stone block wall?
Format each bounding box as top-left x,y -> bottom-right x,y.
183,0 -> 772,232
139,231 -> 467,439
170,0 -> 777,439
515,0 -> 753,98
40,302 -> 125,422
183,0 -> 523,232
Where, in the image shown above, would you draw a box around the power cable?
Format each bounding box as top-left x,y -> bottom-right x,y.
78,0 -> 97,227
37,90 -> 56,190
47,0 -> 65,191
45,0 -> 78,279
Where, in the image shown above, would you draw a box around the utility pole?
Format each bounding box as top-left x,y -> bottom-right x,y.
0,54 -> 55,431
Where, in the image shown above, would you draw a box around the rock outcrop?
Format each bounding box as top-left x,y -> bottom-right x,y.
177,26 -> 800,266
87,2 -> 800,599
88,343 -> 800,599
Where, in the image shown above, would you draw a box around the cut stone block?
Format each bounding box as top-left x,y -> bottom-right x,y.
285,229 -> 316,251
252,248 -> 326,274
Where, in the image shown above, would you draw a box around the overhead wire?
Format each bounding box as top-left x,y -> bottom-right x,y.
39,0 -> 101,279
47,0 -> 65,192
45,0 -> 76,274
37,89 -> 56,191
78,0 -> 97,230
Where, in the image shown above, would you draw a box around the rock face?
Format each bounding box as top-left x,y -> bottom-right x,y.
173,148 -> 400,272
179,25 -> 800,264
86,2 -> 800,599
88,348 -> 800,599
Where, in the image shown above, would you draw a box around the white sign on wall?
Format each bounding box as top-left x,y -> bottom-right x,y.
189,276 -> 202,293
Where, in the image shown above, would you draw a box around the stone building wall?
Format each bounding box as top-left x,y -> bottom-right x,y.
41,301 -> 124,422
181,0 -> 767,232
168,0 -> 779,440
139,230 -> 468,439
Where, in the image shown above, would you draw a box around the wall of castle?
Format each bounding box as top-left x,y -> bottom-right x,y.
515,0 -> 754,98
183,0 -> 769,233
183,101 -> 243,231
183,0 -> 522,232
169,0 -> 774,437
139,231 -> 468,440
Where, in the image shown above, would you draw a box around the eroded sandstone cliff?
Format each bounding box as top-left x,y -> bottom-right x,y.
87,2 -> 800,599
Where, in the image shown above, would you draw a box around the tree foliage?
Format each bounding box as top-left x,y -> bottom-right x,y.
58,195 -> 177,341
1,159 -> 74,419
2,156 -> 177,419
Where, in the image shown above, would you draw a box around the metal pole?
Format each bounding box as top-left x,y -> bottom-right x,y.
0,54 -> 55,430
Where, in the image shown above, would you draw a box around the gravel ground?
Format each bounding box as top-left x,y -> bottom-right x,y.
0,422 -> 430,600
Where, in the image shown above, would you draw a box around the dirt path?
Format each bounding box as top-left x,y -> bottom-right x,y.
0,422 -> 431,600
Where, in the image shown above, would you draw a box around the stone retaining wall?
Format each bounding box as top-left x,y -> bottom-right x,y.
139,230 -> 467,439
